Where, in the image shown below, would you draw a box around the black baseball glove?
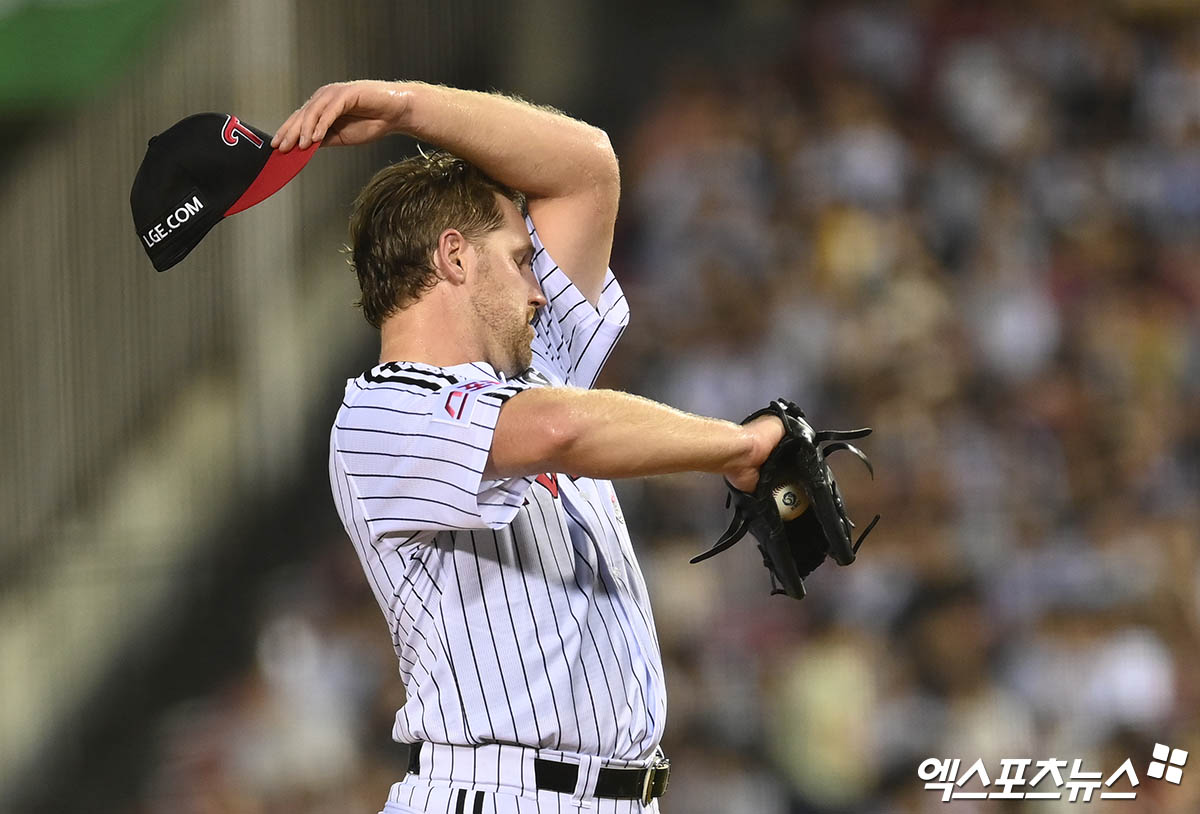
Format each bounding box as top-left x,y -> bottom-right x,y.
691,398 -> 879,599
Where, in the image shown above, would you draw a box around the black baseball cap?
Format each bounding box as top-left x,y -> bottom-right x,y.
130,112 -> 318,271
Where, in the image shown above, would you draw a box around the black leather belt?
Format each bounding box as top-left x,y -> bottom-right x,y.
406,742 -> 670,805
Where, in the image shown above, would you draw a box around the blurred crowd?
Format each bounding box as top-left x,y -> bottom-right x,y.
135,3 -> 1199,813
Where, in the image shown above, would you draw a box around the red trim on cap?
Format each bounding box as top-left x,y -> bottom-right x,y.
224,142 -> 318,216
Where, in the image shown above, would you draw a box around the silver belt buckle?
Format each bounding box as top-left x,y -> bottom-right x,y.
641,756 -> 670,805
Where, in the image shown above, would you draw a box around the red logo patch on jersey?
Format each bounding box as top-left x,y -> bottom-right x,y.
432,380 -> 501,426
535,472 -> 560,499
444,389 -> 470,420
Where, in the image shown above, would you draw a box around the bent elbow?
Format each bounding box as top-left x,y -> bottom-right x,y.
593,127 -> 619,175
589,127 -> 621,202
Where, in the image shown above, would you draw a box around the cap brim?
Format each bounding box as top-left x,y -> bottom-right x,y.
223,141 -> 318,216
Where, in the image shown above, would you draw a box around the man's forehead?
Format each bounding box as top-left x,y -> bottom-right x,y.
500,212 -> 532,243
491,221 -> 531,248
496,194 -> 525,224
489,193 -> 533,250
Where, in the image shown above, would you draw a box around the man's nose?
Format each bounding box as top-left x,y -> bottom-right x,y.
527,278 -> 547,308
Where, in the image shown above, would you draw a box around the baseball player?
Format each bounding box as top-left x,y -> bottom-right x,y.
273,80 -> 788,814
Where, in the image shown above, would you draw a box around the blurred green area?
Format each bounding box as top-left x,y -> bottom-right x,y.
0,0 -> 173,110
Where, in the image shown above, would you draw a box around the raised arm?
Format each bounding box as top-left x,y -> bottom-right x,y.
273,80 -> 619,304
484,387 -> 785,493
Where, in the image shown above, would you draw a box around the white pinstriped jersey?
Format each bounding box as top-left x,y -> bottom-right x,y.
329,216 -> 667,764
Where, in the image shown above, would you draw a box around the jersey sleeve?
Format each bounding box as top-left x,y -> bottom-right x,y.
527,215 -> 630,389
331,373 -> 536,536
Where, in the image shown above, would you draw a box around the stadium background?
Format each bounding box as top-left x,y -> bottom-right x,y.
1,0 -> 1197,811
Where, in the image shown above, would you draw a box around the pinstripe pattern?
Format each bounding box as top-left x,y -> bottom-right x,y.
330,218 -> 666,811
381,781 -> 663,813
525,218 -> 629,391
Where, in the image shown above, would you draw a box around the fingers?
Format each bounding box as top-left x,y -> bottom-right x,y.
272,80 -> 403,151
272,104 -> 308,152
311,88 -> 353,147
272,83 -> 342,152
296,85 -> 334,149
272,88 -> 320,151
271,108 -> 301,151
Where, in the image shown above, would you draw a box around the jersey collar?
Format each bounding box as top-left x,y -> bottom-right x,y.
368,359 -> 545,385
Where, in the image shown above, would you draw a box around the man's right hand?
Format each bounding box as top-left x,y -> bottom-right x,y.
724,414 -> 785,493
272,80 -> 412,152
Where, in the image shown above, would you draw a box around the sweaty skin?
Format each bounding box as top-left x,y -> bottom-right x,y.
274,81 -> 783,491
311,78 -> 797,814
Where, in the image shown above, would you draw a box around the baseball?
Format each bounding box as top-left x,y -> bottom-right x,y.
773,482 -> 810,522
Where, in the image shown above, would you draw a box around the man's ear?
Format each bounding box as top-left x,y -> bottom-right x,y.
435,228 -> 468,284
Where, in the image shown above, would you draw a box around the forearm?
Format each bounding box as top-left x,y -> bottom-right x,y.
393,82 -> 618,202
487,388 -> 763,482
274,79 -> 619,303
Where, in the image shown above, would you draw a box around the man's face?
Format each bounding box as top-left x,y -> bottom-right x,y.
468,195 -> 545,376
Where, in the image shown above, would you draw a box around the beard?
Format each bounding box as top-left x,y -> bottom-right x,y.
500,321 -> 535,376
470,257 -> 534,377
